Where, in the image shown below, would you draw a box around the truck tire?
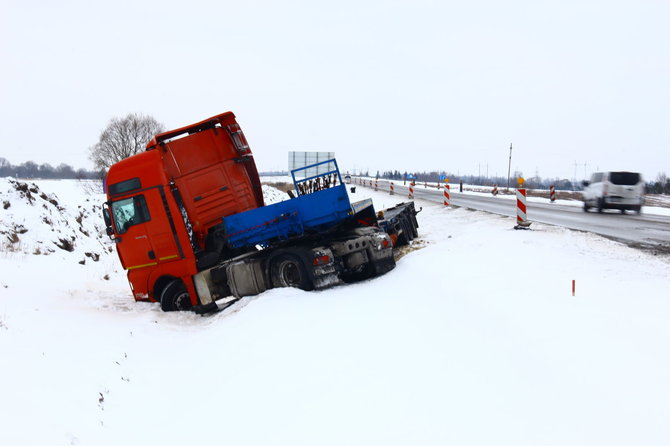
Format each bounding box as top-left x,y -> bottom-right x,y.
397,215 -> 414,246
160,279 -> 193,312
270,254 -> 314,291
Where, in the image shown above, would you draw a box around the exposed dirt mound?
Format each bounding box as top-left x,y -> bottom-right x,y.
0,178 -> 110,261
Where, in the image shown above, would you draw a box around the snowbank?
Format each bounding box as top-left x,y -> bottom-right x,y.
0,178 -> 111,262
1,180 -> 670,446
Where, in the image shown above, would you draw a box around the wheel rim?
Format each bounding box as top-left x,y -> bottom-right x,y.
173,290 -> 192,310
280,261 -> 301,286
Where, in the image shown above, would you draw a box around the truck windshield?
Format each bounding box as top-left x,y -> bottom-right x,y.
609,172 -> 640,186
111,195 -> 151,234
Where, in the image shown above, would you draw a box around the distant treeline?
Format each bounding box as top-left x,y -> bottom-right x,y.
0,158 -> 100,180
357,170 -> 670,194
647,174 -> 670,194
366,170 -> 576,190
259,171 -> 289,177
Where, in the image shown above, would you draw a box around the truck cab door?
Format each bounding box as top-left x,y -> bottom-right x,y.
110,189 -> 182,270
142,187 -> 183,265
110,194 -> 154,270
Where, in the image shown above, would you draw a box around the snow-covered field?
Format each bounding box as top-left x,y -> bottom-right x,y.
1,178 -> 670,445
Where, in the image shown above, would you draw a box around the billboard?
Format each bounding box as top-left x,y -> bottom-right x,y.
288,151 -> 336,179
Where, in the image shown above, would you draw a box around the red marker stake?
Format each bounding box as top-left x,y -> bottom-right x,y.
572,280 -> 576,296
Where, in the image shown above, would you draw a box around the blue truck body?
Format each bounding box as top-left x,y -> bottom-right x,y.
222,159 -> 355,249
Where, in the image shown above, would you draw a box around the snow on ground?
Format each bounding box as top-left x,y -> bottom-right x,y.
262,183 -> 290,204
1,179 -> 670,445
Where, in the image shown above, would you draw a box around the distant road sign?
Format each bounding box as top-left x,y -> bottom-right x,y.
407,174 -> 416,179
288,151 -> 335,178
439,175 -> 447,181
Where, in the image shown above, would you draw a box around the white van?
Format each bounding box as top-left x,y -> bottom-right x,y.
582,171 -> 644,214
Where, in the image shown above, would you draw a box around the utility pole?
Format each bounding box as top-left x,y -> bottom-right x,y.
506,143 -> 512,192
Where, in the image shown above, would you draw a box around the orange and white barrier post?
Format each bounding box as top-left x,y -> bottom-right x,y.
492,184 -> 498,196
514,177 -> 531,229
443,179 -> 450,207
550,185 -> 556,202
408,181 -> 415,199
390,182 -> 395,195
375,179 -> 378,191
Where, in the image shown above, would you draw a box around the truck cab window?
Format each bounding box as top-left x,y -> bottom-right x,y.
111,195 -> 151,234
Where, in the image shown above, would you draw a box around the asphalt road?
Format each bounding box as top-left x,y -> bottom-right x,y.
354,179 -> 670,252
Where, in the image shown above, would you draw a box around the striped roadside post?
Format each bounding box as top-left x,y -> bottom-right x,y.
492,184 -> 498,196
375,178 -> 378,191
514,177 -> 532,230
408,181 -> 415,199
550,185 -> 556,202
443,178 -> 450,207
390,182 -> 395,195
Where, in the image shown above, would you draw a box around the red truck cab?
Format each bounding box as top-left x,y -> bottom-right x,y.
103,112 -> 264,310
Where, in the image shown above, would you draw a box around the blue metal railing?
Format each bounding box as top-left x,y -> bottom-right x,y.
291,159 -> 343,196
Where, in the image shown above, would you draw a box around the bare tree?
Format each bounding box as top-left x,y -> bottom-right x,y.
89,113 -> 165,171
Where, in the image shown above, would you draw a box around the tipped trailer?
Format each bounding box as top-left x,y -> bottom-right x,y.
102,112 -> 419,313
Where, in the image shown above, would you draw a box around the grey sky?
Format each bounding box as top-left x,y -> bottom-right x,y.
1,0 -> 668,182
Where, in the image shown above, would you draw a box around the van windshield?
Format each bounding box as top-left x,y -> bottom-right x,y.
609,172 -> 640,186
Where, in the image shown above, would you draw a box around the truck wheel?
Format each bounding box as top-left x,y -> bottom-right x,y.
270,254 -> 313,291
160,279 -> 193,312
396,215 -> 413,246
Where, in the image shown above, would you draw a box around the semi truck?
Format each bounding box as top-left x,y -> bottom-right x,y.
102,112 -> 419,313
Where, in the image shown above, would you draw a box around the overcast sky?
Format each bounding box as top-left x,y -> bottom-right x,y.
1,0 -> 668,181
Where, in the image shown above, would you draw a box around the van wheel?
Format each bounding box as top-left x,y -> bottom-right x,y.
583,202 -> 589,212
270,254 -> 313,291
160,279 -> 193,312
597,199 -> 604,213
635,205 -> 642,214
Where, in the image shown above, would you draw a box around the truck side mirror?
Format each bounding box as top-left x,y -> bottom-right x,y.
103,207 -> 112,226
102,207 -> 115,238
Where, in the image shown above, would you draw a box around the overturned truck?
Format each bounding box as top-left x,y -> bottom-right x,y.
102,112 -> 419,313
